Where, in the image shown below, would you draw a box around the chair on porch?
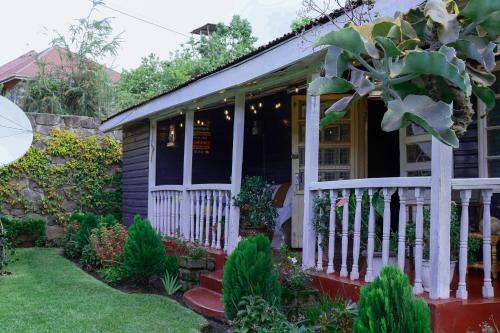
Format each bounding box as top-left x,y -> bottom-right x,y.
468,204 -> 500,279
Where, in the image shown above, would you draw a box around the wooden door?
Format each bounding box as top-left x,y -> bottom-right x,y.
290,95 -> 367,248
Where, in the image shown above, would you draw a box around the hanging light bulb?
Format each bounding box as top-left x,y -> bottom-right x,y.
224,98 -> 227,102
275,102 -> 281,109
253,109 -> 257,115
295,87 -> 299,93
250,105 -> 255,110
180,123 -> 183,128
224,109 -> 229,115
258,102 -> 263,108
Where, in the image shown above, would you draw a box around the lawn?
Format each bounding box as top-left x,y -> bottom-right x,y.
0,248 -> 207,333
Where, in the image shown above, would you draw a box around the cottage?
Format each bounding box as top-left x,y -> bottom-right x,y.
100,0 -> 500,330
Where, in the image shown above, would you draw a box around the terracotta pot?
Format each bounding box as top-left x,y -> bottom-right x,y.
240,225 -> 273,241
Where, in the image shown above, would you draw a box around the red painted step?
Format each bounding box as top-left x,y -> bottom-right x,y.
183,287 -> 226,322
200,270 -> 223,294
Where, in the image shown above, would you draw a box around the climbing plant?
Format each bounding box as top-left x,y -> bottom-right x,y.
0,129 -> 122,224
310,0 -> 500,147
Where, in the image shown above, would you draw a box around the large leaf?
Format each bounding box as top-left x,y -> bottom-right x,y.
315,27 -> 372,56
375,37 -> 403,57
320,94 -> 360,126
395,50 -> 469,93
450,38 -> 496,71
480,11 -> 500,38
467,66 -> 497,86
324,46 -> 350,78
403,8 -> 427,38
350,68 -> 375,96
460,0 -> 500,23
372,20 -> 396,38
424,0 -> 460,44
381,95 -> 458,147
473,84 -> 496,111
308,77 -> 354,95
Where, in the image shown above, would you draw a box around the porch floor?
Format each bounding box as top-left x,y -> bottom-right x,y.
312,266 -> 500,332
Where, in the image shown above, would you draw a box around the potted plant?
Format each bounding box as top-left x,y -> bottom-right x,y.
407,204 -> 460,292
233,176 -> 277,239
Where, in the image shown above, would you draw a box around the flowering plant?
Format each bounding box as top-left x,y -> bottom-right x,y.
90,223 -> 127,266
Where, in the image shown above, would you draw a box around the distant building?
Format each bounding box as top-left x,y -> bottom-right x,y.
0,46 -> 120,104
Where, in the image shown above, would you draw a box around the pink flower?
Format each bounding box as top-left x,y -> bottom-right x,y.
336,197 -> 348,207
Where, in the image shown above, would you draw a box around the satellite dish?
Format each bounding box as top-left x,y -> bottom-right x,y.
0,96 -> 33,167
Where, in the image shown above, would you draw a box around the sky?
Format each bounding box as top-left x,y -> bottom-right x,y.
0,0 -> 302,72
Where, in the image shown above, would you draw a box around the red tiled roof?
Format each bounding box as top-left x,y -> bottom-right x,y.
0,46 -> 120,84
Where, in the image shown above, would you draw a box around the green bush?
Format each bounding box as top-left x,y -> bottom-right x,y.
305,296 -> 357,333
80,244 -> 101,271
0,216 -> 47,247
122,215 -> 167,285
73,212 -> 99,249
62,217 -> 82,259
223,234 -> 281,320
100,265 -> 126,285
354,266 -> 431,333
231,295 -> 306,333
165,254 -> 180,277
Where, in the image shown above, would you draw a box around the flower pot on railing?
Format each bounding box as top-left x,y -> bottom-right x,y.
371,252 -> 398,278
421,259 -> 456,292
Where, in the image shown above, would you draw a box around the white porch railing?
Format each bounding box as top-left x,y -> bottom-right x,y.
150,184 -> 232,251
150,185 -> 183,236
307,176 -> 500,300
186,184 -> 232,251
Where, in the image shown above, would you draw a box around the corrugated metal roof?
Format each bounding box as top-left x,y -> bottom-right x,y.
105,4 -> 357,122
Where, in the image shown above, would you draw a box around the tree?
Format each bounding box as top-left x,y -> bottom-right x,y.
309,0 -> 499,147
117,15 -> 257,108
21,1 -> 121,119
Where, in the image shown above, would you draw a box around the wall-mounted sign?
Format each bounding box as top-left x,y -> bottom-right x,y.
193,121 -> 211,154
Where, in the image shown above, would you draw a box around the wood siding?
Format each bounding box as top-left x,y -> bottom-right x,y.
122,120 -> 150,226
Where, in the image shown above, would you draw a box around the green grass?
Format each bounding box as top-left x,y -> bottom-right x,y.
0,248 -> 207,333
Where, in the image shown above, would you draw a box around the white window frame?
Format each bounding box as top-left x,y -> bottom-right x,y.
478,69 -> 500,179
399,128 -> 432,176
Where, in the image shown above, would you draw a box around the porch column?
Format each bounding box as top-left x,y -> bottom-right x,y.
302,74 -> 320,269
147,119 -> 157,223
429,137 -> 453,299
181,111 -> 194,240
227,94 -> 246,253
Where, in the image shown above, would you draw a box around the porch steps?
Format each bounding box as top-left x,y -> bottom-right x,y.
183,270 -> 226,322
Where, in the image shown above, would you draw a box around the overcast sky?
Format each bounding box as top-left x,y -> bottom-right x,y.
0,0 -> 302,72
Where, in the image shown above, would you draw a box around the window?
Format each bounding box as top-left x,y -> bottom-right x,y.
479,70 -> 500,178
399,124 -> 432,176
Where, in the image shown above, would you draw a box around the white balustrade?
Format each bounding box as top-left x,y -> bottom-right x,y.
150,188 -> 183,237
305,177 -> 500,301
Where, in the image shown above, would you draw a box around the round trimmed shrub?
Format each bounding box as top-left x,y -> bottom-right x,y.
122,215 -> 167,285
354,265 -> 431,333
223,234 -> 281,320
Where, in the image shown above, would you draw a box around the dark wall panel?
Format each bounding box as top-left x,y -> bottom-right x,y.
242,92 -> 292,184
122,120 -> 150,226
156,116 -> 185,185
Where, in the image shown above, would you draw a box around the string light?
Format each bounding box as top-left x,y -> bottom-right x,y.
180,123 -> 183,127
258,102 -> 263,108
253,110 -> 257,115
224,98 -> 227,102
250,105 -> 255,110
197,120 -> 201,125
275,102 -> 282,109
295,87 -> 299,93
196,106 -> 200,110
180,111 -> 183,115
224,110 -> 229,115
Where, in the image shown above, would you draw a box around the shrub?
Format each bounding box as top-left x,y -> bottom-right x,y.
305,296 -> 357,333
223,234 -> 281,320
97,214 -> 118,227
80,244 -> 101,271
0,216 -> 47,247
161,271 -> 182,296
100,265 -> 126,285
71,212 -> 99,249
354,266 -> 431,333
231,296 -> 306,333
90,223 -> 127,266
165,254 -> 180,277
122,215 -> 167,285
62,218 -> 81,259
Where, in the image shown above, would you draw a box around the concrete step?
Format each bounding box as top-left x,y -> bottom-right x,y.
183,287 -> 226,322
200,270 -> 223,294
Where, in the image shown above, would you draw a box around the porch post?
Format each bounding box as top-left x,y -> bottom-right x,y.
227,94 -> 246,253
302,73 -> 320,269
147,119 -> 157,224
181,111 -> 194,239
429,137 -> 453,299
